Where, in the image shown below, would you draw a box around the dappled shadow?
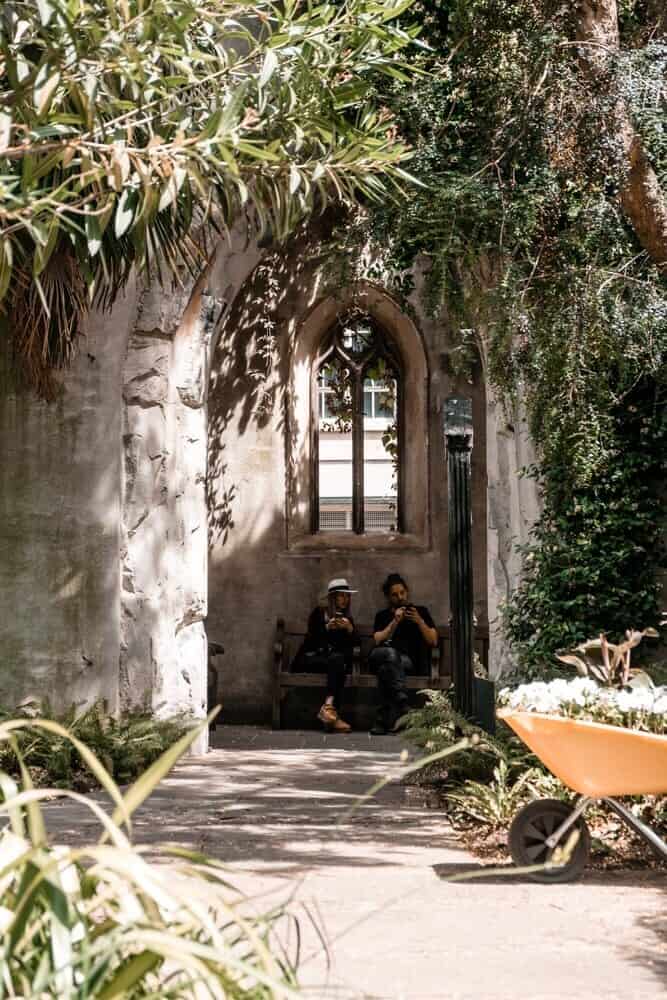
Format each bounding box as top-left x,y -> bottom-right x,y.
433,861 -> 667,997
622,883 -> 667,991
207,222 -> 324,547
40,725 -> 464,876
433,860 -> 667,888
38,726 -> 667,996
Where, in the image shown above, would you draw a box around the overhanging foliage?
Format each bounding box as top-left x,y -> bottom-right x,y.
332,0 -> 667,664
0,0 -> 419,394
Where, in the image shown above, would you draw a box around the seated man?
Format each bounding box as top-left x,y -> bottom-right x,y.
293,578 -> 358,733
368,573 -> 437,735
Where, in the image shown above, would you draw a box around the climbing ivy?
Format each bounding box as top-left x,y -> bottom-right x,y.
330,0 -> 667,668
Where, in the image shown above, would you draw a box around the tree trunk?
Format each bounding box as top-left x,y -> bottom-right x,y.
645,0 -> 666,39
577,1 -> 667,270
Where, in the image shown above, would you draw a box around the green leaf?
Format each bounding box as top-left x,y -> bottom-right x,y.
33,223 -> 59,277
0,775 -> 25,838
96,951 -> 162,1000
0,719 -> 130,831
86,214 -> 102,257
0,113 -> 12,154
554,654 -> 588,676
289,164 -> 301,195
10,737 -> 47,848
109,710 -> 218,833
259,49 -> 278,88
114,188 -> 137,239
333,80 -> 370,109
0,240 -> 13,306
34,68 -> 61,117
235,140 -> 281,162
36,0 -> 55,26
158,166 -> 186,213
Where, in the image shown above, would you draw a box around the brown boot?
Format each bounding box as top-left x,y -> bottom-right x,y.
317,703 -> 351,733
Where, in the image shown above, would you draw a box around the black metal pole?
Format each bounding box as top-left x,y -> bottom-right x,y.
444,397 -> 475,718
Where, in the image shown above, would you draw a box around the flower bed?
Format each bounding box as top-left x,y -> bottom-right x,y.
498,677 -> 667,735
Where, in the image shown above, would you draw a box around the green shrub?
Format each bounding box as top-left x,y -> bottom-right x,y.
404,688 -> 666,839
446,759 -> 541,829
0,701 -> 191,790
403,690 -> 540,787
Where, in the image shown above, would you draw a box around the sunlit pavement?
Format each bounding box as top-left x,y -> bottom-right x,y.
42,725 -> 666,999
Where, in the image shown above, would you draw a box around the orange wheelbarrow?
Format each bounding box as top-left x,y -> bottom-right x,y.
498,710 -> 667,882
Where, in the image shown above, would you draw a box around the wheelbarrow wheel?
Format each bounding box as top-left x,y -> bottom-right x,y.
509,798 -> 590,883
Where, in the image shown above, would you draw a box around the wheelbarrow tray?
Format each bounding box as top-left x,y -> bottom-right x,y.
498,710 -> 667,797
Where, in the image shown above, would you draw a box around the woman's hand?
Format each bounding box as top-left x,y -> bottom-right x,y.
332,617 -> 353,632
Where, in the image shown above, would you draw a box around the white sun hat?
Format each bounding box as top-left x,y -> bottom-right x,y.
323,577 -> 358,597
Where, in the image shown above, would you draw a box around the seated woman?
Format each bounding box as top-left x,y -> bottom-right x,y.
294,578 -> 358,733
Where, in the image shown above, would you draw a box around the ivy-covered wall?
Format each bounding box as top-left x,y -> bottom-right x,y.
335,0 -> 667,667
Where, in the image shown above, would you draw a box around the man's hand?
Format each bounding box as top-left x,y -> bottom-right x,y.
404,605 -> 438,647
393,606 -> 406,622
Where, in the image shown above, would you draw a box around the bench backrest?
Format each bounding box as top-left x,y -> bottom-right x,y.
275,618 -> 489,677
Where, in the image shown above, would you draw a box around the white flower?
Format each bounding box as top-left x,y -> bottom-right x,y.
650,693 -> 667,716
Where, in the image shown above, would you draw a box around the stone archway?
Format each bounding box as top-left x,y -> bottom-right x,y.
116,228 -> 540,742
0,223 -> 539,734
205,247 -> 493,724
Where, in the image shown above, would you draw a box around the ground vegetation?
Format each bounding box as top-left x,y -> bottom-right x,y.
403,687 -> 666,866
0,712 -> 302,997
0,700 -> 190,789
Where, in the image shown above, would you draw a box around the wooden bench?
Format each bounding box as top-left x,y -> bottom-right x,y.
272,618 -> 490,729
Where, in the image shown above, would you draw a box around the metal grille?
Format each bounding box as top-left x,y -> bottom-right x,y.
364,509 -> 397,532
319,509 -> 350,531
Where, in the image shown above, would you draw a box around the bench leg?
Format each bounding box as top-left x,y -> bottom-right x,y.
272,685 -> 282,730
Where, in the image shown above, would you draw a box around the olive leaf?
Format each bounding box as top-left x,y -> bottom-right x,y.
0,0 -> 418,397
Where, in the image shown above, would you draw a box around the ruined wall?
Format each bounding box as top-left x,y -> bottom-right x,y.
118,238 -> 261,740
0,285 -> 139,712
0,216 -> 542,737
0,225 -> 262,748
206,247 -> 502,724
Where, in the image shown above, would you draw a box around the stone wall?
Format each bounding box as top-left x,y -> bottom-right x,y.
0,283 -> 139,712
0,225 -> 262,748
206,243 -> 536,723
0,218 -> 545,739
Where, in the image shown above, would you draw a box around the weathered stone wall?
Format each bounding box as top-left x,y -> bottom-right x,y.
206,246 -> 506,723
0,217 -> 545,737
0,284 -> 139,712
0,225 -> 262,747
117,230 -> 262,749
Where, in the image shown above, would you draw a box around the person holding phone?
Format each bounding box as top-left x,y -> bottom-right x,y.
368,573 -> 437,735
292,578 -> 358,733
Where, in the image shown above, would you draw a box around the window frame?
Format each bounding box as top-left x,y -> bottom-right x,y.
311,316 -> 405,536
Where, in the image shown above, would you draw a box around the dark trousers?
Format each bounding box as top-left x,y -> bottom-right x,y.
305,650 -> 347,708
368,646 -> 412,727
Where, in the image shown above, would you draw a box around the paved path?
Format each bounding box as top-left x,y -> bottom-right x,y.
43,726 -> 666,999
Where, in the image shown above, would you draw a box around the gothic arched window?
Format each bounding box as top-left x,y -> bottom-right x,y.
313,315 -> 403,534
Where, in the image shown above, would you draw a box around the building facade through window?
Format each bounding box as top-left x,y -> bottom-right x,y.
314,315 -> 402,534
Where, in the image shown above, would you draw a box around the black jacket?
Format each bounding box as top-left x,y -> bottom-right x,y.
293,606 -> 358,669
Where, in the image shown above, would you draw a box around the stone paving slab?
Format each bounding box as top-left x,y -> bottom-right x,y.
40,725 -> 666,999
